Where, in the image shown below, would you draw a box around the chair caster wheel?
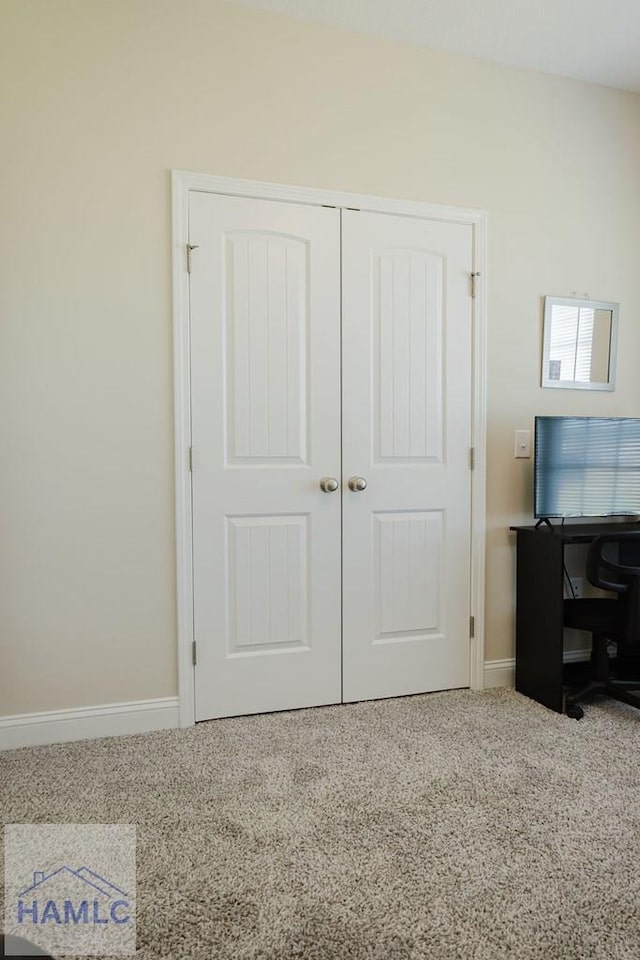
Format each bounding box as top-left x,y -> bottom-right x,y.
566,704 -> 584,720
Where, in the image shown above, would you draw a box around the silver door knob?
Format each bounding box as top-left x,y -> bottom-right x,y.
348,476 -> 367,492
319,476 -> 339,493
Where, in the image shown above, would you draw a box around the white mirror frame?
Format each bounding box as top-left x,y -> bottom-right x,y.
541,295 -> 619,391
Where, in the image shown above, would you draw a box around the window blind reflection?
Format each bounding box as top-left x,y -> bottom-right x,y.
547,306 -> 594,382
535,417 -> 640,518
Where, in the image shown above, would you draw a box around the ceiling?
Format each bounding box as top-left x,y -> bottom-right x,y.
227,0 -> 640,93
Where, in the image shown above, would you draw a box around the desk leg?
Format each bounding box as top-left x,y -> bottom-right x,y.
514,532 -> 565,713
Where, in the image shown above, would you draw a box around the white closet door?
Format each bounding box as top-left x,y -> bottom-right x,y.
189,193 -> 342,721
341,210 -> 473,702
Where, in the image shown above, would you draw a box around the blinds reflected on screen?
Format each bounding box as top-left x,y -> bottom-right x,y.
534,417 -> 640,519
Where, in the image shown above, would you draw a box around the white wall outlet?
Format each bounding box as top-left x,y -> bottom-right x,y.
514,429 -> 531,458
569,577 -> 584,599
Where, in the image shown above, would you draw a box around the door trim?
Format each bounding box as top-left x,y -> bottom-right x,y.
171,171 -> 487,728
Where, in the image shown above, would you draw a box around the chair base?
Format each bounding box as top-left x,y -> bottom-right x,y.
565,680 -> 640,719
564,632 -> 640,719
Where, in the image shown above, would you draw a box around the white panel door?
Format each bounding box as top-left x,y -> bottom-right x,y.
341,210 -> 473,702
189,193 -> 342,721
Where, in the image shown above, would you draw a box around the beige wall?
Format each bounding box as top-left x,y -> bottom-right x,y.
2,0 -> 640,715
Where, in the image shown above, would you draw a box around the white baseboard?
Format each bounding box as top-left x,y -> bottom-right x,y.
1,651 -> 596,749
483,648 -> 591,690
0,697 -> 180,751
483,659 -> 515,688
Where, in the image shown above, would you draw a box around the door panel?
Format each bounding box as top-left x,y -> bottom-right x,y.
376,248 -> 444,462
341,210 -> 473,702
227,514 -> 309,651
374,510 -> 443,636
189,193 -> 342,721
225,232 -> 309,464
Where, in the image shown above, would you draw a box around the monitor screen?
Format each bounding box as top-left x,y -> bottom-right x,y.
534,416 -> 640,519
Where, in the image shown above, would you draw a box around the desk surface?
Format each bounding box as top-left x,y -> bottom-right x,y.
510,521 -> 640,543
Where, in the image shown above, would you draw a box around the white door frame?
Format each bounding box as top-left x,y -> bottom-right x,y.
171,170 -> 488,728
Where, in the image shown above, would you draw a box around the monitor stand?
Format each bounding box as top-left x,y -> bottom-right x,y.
534,517 -> 554,530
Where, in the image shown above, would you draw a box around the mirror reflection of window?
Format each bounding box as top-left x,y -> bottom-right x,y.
591,310 -> 613,381
548,305 -> 594,382
541,296 -> 618,391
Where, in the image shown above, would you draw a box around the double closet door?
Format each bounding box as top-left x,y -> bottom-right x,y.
189,191 -> 473,722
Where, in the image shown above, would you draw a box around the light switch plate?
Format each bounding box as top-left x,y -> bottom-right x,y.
514,429 -> 531,458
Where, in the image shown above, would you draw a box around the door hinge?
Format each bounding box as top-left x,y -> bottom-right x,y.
470,447 -> 475,470
192,640 -> 197,665
469,615 -> 475,638
188,446 -> 193,472
186,243 -> 199,273
471,271 -> 481,299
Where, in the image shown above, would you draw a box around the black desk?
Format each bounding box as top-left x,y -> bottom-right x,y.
510,521 -> 640,713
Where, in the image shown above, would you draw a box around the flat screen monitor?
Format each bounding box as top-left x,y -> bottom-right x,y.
534,416 -> 640,519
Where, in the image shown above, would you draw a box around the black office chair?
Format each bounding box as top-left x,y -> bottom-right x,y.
563,531 -> 640,720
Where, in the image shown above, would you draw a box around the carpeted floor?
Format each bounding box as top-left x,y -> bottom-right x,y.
2,688 -> 640,959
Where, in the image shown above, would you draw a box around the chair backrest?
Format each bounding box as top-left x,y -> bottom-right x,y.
587,531 -> 640,649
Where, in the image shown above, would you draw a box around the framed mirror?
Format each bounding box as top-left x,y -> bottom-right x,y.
541,295 -> 619,391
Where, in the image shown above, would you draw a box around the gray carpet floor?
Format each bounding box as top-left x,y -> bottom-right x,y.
2,688 -> 640,959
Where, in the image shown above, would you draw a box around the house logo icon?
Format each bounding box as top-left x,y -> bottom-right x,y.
5,822 -> 136,956
16,866 -> 131,926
